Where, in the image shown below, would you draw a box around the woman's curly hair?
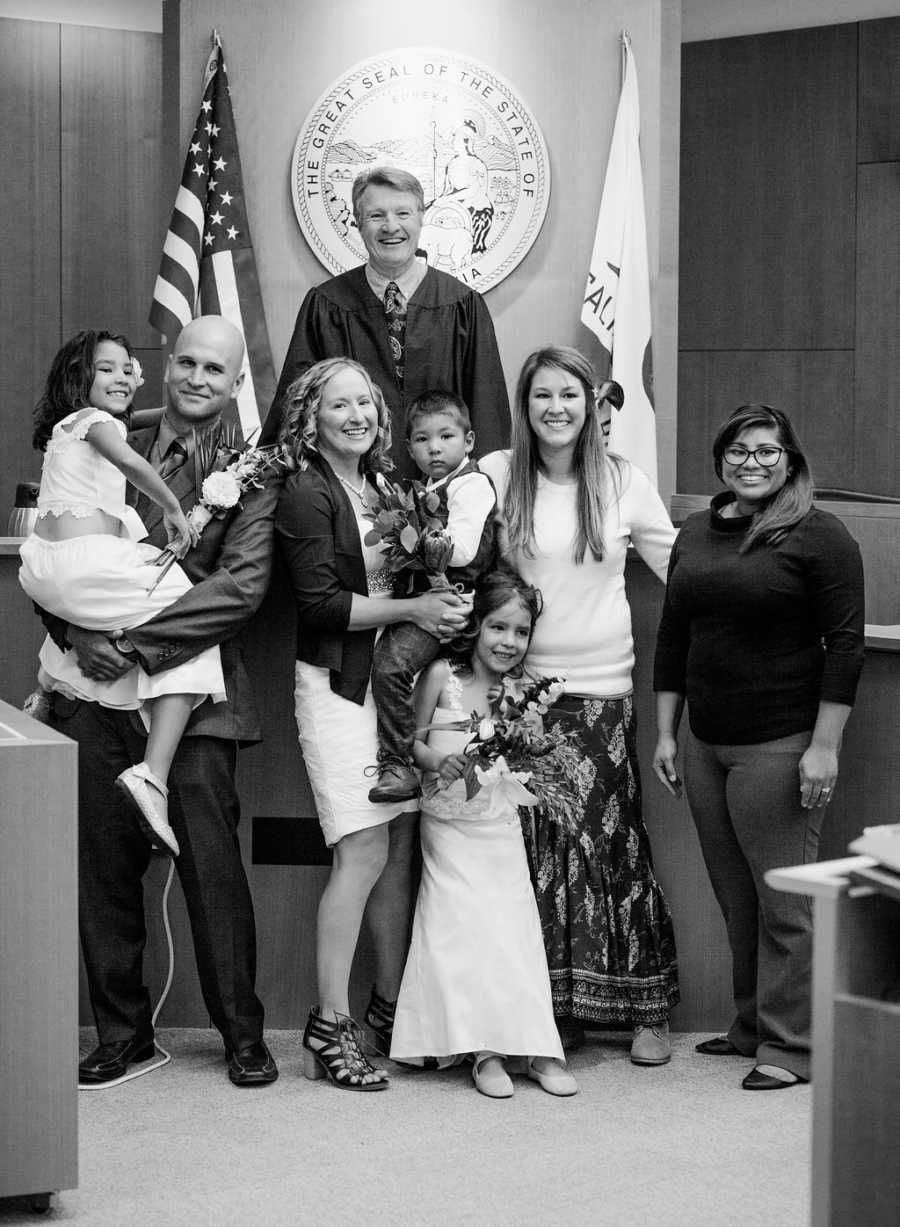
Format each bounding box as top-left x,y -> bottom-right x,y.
277,357 -> 393,474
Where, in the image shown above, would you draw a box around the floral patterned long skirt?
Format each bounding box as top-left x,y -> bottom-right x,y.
523,693 -> 680,1026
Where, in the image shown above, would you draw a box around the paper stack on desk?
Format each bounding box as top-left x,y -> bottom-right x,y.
849,823 -> 900,874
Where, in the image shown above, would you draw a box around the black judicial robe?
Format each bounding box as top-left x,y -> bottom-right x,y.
271,264 -> 510,477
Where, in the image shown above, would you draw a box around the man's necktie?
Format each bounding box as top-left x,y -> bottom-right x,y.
158,437 -> 188,481
383,281 -> 407,387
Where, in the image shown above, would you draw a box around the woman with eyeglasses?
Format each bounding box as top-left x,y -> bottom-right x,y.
652,404 -> 865,1090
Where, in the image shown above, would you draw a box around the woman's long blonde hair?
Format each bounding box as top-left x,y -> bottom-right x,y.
505,346 -> 624,562
277,357 -> 393,474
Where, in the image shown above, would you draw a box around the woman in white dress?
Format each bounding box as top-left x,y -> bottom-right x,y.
275,358 -> 468,1091
391,570 -> 577,1098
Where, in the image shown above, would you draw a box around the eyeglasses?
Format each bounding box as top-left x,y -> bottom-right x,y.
722,444 -> 786,468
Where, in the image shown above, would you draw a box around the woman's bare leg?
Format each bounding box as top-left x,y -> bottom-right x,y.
316,824 -> 390,1019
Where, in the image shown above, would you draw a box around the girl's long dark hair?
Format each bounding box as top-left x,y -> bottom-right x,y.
449,567 -> 543,667
33,329 -> 134,452
712,403 -> 814,551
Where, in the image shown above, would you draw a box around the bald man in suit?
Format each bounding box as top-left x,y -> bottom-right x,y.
43,317 -> 281,1088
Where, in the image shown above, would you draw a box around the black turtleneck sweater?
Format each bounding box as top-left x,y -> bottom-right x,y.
653,494 -> 865,745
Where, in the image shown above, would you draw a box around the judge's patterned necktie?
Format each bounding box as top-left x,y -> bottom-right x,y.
383,280 -> 407,388
158,436 -> 188,481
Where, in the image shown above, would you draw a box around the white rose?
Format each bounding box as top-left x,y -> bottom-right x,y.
478,717 -> 495,740
201,470 -> 241,509
189,505 -> 215,531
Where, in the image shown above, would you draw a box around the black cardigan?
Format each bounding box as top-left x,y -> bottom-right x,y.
275,456 -> 378,705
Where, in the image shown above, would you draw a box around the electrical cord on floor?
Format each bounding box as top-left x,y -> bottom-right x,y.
78,856 -> 176,1091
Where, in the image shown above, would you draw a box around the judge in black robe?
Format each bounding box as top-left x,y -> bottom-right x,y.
269,167 -> 510,476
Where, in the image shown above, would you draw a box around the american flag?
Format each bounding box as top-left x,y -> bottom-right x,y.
149,34 -> 275,438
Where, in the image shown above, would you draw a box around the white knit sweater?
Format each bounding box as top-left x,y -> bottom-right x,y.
478,451 -> 675,698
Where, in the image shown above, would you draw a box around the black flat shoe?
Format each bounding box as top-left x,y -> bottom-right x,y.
226,1040 -> 279,1087
79,1037 -> 156,1084
742,1066 -> 806,1090
695,1036 -> 742,1057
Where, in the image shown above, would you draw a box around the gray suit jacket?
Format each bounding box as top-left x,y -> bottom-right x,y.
124,411 -> 282,743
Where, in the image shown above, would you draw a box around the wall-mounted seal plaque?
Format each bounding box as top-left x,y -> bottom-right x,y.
291,46 -> 551,292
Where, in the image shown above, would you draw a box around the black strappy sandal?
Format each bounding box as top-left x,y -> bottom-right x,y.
301,1007 -> 389,1091
364,986 -> 397,1055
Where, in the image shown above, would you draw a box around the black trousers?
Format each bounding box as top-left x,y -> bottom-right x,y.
53,699 -> 264,1053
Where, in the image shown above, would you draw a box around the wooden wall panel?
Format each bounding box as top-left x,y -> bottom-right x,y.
819,649 -> 900,857
0,18 -> 60,526
854,161 -> 900,496
680,25 -> 856,351
60,26 -> 162,349
858,17 -> 900,163
677,350 -> 853,494
130,346 -> 165,413
628,560 -> 733,1031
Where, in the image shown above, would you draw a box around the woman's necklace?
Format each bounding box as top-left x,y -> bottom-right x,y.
336,472 -> 368,502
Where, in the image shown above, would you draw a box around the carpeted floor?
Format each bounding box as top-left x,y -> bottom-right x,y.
0,1028 -> 811,1226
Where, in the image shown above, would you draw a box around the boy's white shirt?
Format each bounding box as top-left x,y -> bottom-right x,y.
424,457 -> 496,566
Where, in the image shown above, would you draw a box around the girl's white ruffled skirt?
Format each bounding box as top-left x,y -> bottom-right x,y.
19,533 -> 225,714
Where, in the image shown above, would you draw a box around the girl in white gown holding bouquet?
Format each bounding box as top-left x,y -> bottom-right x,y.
391,570 -> 578,1098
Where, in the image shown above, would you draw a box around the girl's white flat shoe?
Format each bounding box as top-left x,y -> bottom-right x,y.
527,1057 -> 579,1096
472,1054 -> 514,1098
115,762 -> 179,856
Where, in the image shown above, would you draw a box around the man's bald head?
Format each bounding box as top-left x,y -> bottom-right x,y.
164,315 -> 246,433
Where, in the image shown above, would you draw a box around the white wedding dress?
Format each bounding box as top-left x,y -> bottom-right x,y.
390,668 -> 563,1063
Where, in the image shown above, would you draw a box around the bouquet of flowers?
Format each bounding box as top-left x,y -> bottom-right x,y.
425,674 -> 596,833
362,478 -> 456,592
147,433 -> 287,592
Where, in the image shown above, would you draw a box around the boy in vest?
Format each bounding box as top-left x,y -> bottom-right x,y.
368,390 -> 497,802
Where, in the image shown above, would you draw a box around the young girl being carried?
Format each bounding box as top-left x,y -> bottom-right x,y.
19,329 -> 226,857
390,570 -> 578,1098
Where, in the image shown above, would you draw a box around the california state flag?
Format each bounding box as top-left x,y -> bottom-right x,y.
581,33 -> 657,485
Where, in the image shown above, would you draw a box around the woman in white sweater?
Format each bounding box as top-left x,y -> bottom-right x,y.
479,345 -> 679,1065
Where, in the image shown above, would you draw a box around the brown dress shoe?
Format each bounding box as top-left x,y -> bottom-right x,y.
630,1022 -> 672,1066
367,760 -> 421,803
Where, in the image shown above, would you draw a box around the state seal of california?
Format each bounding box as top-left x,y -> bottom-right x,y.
291,46 -> 551,292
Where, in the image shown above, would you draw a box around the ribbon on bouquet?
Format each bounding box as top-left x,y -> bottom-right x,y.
473,756 -> 539,821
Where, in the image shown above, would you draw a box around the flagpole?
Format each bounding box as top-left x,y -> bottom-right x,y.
149,31 -> 276,437
580,30 -> 658,485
